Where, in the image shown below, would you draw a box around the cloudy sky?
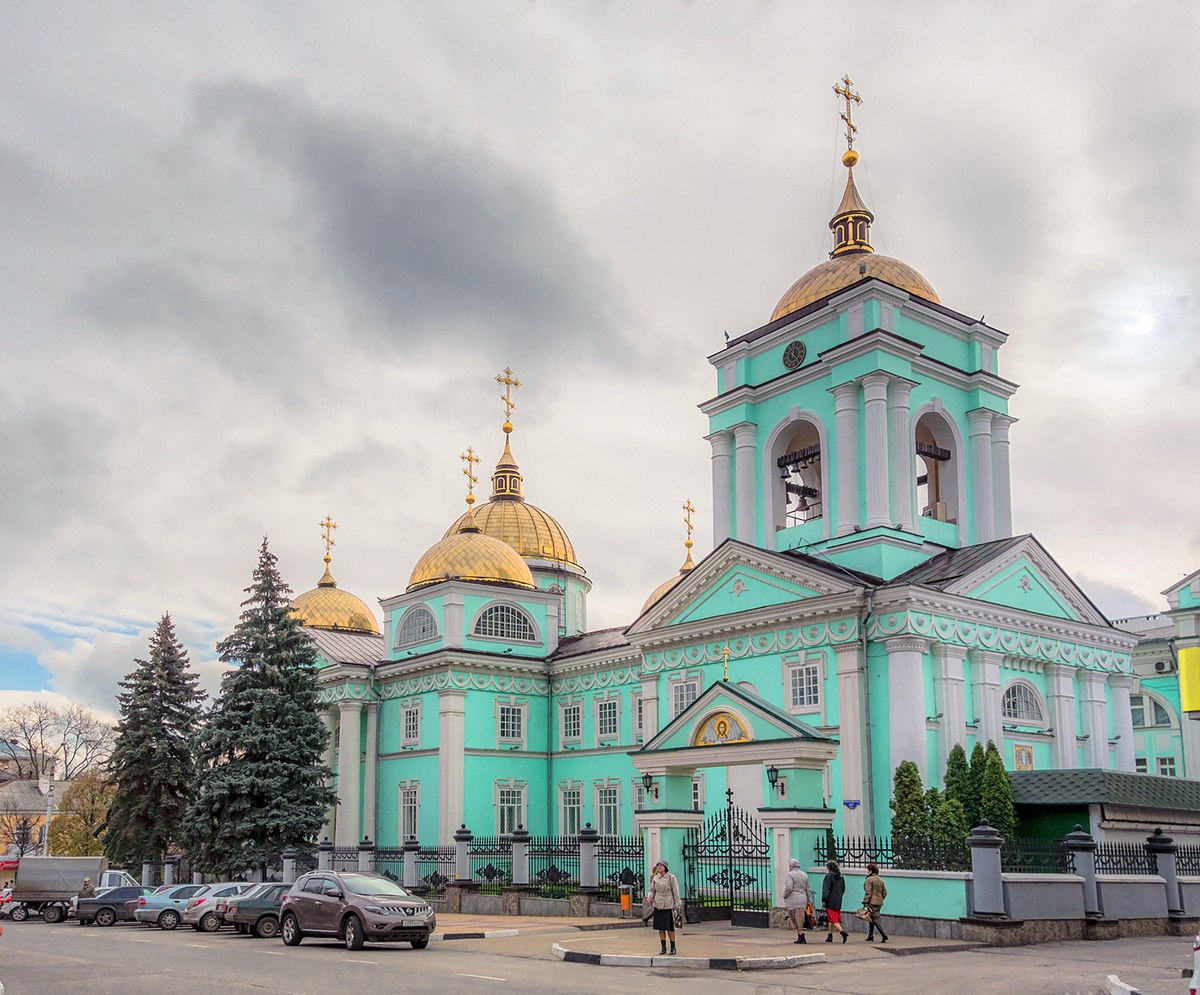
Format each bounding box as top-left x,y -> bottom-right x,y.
2,1 -> 1196,716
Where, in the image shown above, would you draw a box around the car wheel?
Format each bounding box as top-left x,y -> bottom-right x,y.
10,906 -> 28,922
343,914 -> 365,951
411,936 -> 430,950
280,913 -> 302,946
158,910 -> 180,930
95,908 -> 117,927
42,905 -> 65,924
199,911 -> 221,932
255,916 -> 279,939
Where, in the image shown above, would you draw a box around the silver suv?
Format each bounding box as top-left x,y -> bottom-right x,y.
279,871 -> 435,950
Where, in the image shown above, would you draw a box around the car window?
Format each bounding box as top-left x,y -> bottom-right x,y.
338,874 -> 411,897
301,877 -> 326,894
268,885 -> 287,900
172,885 -> 202,899
215,886 -> 240,897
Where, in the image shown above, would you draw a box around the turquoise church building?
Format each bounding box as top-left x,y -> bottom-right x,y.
287,97 -> 1170,870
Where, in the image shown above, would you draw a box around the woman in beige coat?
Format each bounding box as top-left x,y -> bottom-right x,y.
862,863 -> 888,943
646,860 -> 681,955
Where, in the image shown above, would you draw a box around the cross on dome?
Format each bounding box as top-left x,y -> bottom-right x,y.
460,446 -> 481,506
833,75 -> 862,154
319,515 -> 338,561
496,366 -> 522,430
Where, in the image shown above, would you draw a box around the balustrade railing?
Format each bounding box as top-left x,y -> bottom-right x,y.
1094,841 -> 1158,875
528,835 -> 580,898
469,835 -> 513,894
596,834 -> 645,903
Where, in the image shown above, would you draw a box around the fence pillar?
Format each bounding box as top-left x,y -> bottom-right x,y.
967,820 -> 1006,918
1146,827 -> 1183,915
454,825 -> 473,882
510,826 -> 530,887
1061,825 -> 1101,918
141,861 -> 153,886
402,836 -> 420,890
318,837 -> 333,872
281,847 -> 297,884
578,824 -> 600,890
357,836 -> 375,874
163,856 -> 177,887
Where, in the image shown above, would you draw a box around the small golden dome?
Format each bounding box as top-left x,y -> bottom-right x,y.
409,514 -> 536,592
772,253 -> 939,320
291,560 -> 380,634
640,500 -> 698,614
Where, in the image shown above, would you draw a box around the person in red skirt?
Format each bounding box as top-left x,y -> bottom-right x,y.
821,859 -> 847,943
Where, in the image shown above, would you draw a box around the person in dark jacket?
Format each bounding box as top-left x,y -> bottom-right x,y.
821,859 -> 847,943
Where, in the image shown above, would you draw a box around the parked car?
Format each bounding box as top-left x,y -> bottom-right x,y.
133,884 -> 205,930
278,871 -> 435,950
76,886 -> 155,926
0,888 -> 14,919
223,882 -> 289,938
182,883 -> 252,932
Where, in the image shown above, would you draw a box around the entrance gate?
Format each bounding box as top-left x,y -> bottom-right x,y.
682,791 -> 772,927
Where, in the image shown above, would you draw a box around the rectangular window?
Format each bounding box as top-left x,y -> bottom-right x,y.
561,787 -> 582,836
789,662 -> 821,710
1157,756 -> 1177,777
498,786 -> 525,834
633,782 -> 646,811
499,704 -> 524,742
671,679 -> 699,718
597,698 -> 619,740
596,785 -> 619,836
561,704 -> 581,743
402,705 -> 421,746
634,695 -> 644,740
400,786 -> 419,840
691,776 -> 703,811
1134,757 -> 1148,774
1130,695 -> 1146,729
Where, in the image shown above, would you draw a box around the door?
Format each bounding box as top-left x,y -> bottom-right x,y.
682,790 -> 772,927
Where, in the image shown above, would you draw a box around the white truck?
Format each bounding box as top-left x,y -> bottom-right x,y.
9,857 -> 138,922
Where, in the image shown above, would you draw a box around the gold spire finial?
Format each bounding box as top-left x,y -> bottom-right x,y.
833,74 -> 862,163
681,499 -> 697,572
460,447 -> 481,508
496,366 -> 522,434
319,515 -> 338,563
721,643 -> 731,682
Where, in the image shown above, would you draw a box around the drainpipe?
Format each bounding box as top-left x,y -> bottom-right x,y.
860,590 -> 876,833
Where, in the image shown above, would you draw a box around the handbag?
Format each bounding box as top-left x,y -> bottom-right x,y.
854,906 -> 873,921
803,902 -> 817,930
673,906 -> 684,931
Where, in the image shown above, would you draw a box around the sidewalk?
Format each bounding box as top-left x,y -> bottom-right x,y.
432,911 -> 640,939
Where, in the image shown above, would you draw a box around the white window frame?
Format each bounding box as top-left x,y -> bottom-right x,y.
495,780 -> 527,835
559,699 -> 583,747
1157,756 -> 1178,778
1131,692 -> 1175,730
1000,680 -> 1047,727
559,783 -> 583,837
471,602 -> 539,643
495,697 -> 528,749
783,654 -> 824,716
594,694 -> 620,743
631,689 -> 643,742
691,773 -> 706,812
395,605 -> 439,648
1134,757 -> 1148,774
668,672 -> 701,719
401,700 -> 422,747
632,780 -> 646,812
594,779 -> 621,837
398,782 -> 420,841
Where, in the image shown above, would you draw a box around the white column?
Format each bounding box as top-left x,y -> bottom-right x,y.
707,431 -> 734,544
640,675 -> 660,740
320,709 -> 337,841
967,409 -> 996,544
933,643 -> 968,760
733,422 -> 758,543
1108,674 -> 1136,771
970,650 -> 1003,749
1078,670 -> 1109,768
334,701 -> 363,846
991,415 -> 1015,539
885,637 -> 931,780
862,373 -> 891,529
362,703 -> 378,842
1046,664 -> 1079,769
832,382 -> 861,536
834,642 -> 868,835
887,379 -> 915,531
437,690 -> 467,841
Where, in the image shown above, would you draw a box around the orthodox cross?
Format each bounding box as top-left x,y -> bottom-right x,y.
833,75 -> 862,151
682,499 -> 695,544
319,515 -> 338,557
721,643 -> 731,681
496,367 -> 522,422
460,447 -> 481,502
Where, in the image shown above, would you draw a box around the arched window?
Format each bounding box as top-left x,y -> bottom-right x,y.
1001,683 -> 1045,724
473,604 -> 537,642
1131,693 -> 1173,729
914,410 -> 960,525
396,606 -> 438,647
772,419 -> 823,531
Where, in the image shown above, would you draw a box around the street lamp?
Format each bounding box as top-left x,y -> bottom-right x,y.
640,772 -> 659,802
42,780 -> 55,856
766,765 -> 785,798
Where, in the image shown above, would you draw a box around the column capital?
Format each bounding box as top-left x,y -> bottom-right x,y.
861,370 -> 891,399
932,643 -> 969,664
886,378 -> 915,405
831,380 -> 860,406
705,430 -> 734,456
1077,668 -> 1108,689
990,414 -> 1017,441
967,408 -> 996,434
731,421 -> 757,446
969,648 -> 1005,668
1107,673 -> 1136,690
832,639 -> 866,657
884,635 -> 932,655
337,699 -> 365,713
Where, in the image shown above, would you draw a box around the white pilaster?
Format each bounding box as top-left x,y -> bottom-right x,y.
970,650 -> 1003,749
733,422 -> 758,543
1078,670 -> 1109,768
932,643 -> 968,760
320,709 -> 337,841
362,703 -> 378,841
1108,674 -> 1136,772
707,431 -> 734,544
834,642 -> 868,835
1046,664 -> 1079,768
967,409 -> 996,544
334,700 -> 363,846
437,690 -> 467,842
862,373 -> 891,529
886,379 -> 915,531
640,674 -> 660,740
991,415 -> 1015,539
885,636 -> 931,780
832,382 -> 861,536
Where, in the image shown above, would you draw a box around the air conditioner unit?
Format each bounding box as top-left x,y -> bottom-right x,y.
1155,660 -> 1171,673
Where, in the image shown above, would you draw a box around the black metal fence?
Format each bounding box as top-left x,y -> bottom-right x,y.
1177,845 -> 1200,876
469,835 -> 513,894
374,848 -> 404,882
1001,839 -> 1074,874
817,834 -> 1076,874
528,836 -> 580,898
330,847 -> 358,871
1094,841 -> 1158,875
597,834 -> 645,903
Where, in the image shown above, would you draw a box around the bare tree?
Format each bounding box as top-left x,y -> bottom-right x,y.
0,702 -> 114,780
0,800 -> 41,857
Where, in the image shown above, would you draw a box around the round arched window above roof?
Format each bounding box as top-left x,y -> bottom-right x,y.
1001,682 -> 1045,725
396,605 -> 438,648
473,603 -> 537,642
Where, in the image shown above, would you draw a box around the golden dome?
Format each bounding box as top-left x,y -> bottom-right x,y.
772,253 -> 939,320
409,512 -> 536,592
291,560 -> 380,634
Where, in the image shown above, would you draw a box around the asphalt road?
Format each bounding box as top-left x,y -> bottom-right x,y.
0,917 -> 1192,994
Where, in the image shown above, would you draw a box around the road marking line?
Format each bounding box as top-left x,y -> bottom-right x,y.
257,949 -> 286,956
185,943 -> 210,948
340,958 -> 379,965
456,974 -> 507,982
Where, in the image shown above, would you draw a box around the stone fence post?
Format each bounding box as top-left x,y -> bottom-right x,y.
357,836 -> 375,874
281,848 -> 297,884
1146,827 -> 1183,915
454,824 -> 473,882
967,819 -> 1006,918
578,824 -> 599,890
1062,825 -> 1101,918
163,855 -> 177,887
402,836 -> 420,890
510,826 -> 530,887
318,837 -> 333,871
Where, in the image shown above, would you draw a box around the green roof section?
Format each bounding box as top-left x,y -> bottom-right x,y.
1012,769 -> 1200,813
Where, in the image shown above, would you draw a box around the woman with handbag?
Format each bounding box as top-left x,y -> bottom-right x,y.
821,859 -> 848,943
862,862 -> 889,943
646,860 -> 681,955
781,858 -> 811,944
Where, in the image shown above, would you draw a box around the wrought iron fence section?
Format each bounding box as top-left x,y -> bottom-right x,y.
330,847 -> 358,871
1000,838 -> 1075,874
413,845 -> 455,897
816,834 -> 970,871
1094,841 -> 1157,875
469,835 -> 513,894
1176,845 -> 1200,876
373,848 -> 404,882
683,803 -> 772,926
528,835 -> 580,898
597,834 -> 645,903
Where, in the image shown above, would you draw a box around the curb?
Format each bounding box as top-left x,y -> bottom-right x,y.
551,942 -> 826,971
878,941 -> 987,957
434,929 -> 520,940
1104,976 -> 1142,995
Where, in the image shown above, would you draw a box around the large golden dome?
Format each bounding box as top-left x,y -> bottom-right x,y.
409,512 -> 536,592
772,253 -> 939,321
291,560 -> 380,634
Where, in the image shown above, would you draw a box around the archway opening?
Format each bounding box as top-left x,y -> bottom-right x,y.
914,412 -> 960,523
773,420 -> 822,531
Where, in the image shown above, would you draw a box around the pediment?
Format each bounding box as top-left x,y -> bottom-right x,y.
628,539 -> 860,635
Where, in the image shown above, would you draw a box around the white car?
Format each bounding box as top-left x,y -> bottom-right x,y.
1191,932 -> 1199,995
182,883 -> 252,932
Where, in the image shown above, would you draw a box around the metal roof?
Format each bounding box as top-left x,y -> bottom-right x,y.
306,627 -> 383,667
1012,769 -> 1200,813
551,627 -> 631,660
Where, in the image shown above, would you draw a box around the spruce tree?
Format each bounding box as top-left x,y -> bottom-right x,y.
979,749 -> 1018,841
932,797 -> 970,869
889,760 -> 929,867
106,614 -> 204,866
184,539 -> 335,876
967,742 -> 988,829
943,744 -> 975,827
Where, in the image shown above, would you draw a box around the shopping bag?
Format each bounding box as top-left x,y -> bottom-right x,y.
673,906 -> 684,931
803,902 -> 817,929
854,906 -> 873,921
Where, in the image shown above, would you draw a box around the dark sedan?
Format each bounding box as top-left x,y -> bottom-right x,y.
76,886 -> 155,926
223,882 -> 289,938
